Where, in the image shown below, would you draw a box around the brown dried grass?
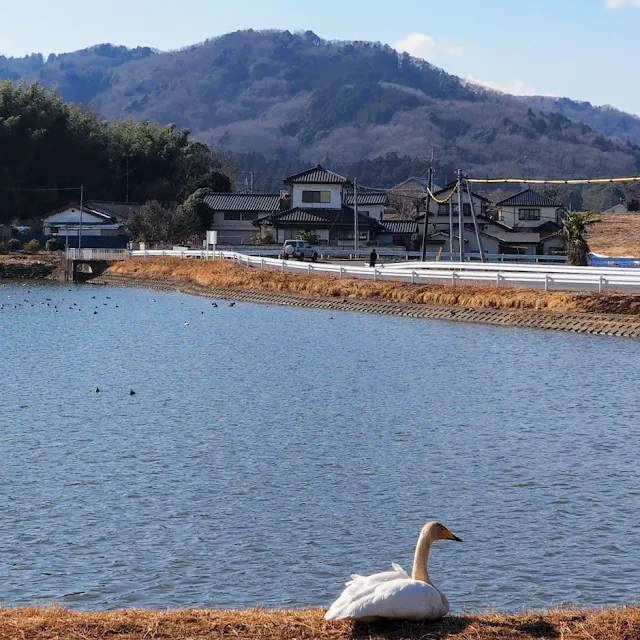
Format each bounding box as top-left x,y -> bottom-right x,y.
0,606 -> 637,640
589,214 -> 640,257
105,258 -> 640,316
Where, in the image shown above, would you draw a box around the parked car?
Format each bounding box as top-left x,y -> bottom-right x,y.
281,239 -> 318,262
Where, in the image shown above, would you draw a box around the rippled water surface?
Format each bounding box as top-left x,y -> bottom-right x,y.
0,281 -> 639,612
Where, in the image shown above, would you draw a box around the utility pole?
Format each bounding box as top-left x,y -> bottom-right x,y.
449,199 -> 454,261
457,169 -> 464,262
420,149 -> 435,261
353,178 -> 359,253
78,185 -> 84,251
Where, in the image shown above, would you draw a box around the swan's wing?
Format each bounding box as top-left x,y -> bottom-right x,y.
325,577 -> 448,621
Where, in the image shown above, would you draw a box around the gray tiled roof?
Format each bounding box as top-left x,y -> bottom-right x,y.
84,201 -> 141,220
381,220 -> 419,234
204,193 -> 282,212
283,165 -> 350,184
433,182 -> 491,202
496,189 -> 563,208
345,193 -> 389,206
254,207 -> 381,228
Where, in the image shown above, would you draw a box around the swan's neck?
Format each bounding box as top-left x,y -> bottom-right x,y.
411,532 -> 432,583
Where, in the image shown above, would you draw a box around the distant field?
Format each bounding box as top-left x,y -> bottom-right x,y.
589,213 -> 640,257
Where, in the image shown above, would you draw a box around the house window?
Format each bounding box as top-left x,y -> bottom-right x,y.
223,211 -> 242,220
438,203 -> 449,216
518,208 -> 541,220
302,190 -> 331,204
451,203 -> 471,215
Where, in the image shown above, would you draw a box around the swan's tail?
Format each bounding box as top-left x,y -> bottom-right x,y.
391,563 -> 409,577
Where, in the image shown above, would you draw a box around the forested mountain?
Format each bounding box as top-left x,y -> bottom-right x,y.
2,30 -> 640,208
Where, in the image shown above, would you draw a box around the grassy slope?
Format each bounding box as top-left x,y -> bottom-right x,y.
589,214 -> 640,257
0,606 -> 638,640
106,259 -> 640,316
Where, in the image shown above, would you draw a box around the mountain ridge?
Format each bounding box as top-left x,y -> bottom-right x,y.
2,30 -> 640,202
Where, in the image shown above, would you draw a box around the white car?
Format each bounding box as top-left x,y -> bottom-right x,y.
281,240 -> 318,262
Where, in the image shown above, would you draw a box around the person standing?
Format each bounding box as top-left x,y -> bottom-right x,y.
369,248 -> 378,268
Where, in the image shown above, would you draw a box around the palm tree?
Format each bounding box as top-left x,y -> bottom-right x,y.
562,211 -> 601,266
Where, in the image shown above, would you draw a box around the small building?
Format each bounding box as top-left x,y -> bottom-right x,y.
204,192 -> 284,245
377,220 -> 419,249
495,189 -> 565,229
344,192 -> 389,221
418,183 -> 491,237
603,203 -> 629,214
42,201 -> 138,240
388,177 -> 442,218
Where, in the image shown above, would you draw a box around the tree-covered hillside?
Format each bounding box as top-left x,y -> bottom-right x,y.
3,30 -> 640,209
0,82 -> 230,223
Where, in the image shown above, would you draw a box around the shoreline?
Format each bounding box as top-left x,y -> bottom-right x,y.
96,271 -> 640,338
0,605 -> 637,639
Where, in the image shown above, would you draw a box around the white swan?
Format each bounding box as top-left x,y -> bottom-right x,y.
325,521 -> 462,622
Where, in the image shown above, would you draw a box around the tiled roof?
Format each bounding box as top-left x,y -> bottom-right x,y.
204,193 -> 282,212
85,201 -> 141,220
433,182 -> 491,202
496,189 -> 563,208
392,177 -> 442,192
344,193 -> 389,206
381,220 -> 419,234
283,164 -> 350,185
254,207 -> 381,228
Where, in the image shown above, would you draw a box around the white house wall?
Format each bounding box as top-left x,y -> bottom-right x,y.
499,206 -> 560,228
291,184 -> 343,209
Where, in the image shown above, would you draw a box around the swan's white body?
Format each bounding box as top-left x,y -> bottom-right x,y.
324,522 -> 460,622
324,563 -> 449,621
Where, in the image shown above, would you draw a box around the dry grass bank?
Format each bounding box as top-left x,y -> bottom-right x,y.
106,258 -> 640,316
0,606 -> 637,640
589,214 -> 640,257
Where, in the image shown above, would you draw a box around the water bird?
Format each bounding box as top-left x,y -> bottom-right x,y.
211,302 -> 218,307
228,302 -> 235,307
95,387 -> 100,393
184,322 -> 190,326
325,522 -> 462,622
94,311 -> 98,315
129,389 -> 136,396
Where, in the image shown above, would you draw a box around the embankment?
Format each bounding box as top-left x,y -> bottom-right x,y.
100,258 -> 640,337
0,255 -> 62,279
0,606 -> 637,640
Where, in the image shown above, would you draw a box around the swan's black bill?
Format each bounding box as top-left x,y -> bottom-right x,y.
450,533 -> 463,542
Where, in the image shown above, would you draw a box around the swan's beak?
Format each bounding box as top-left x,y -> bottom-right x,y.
445,529 -> 463,542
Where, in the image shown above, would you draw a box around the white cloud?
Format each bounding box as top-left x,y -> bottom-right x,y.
395,33 -> 464,60
465,74 -> 545,97
605,0 -> 640,7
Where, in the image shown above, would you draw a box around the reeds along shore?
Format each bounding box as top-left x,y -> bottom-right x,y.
0,606 -> 638,640
106,258 -> 640,316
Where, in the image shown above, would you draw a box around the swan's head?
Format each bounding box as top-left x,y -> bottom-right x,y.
422,521 -> 462,543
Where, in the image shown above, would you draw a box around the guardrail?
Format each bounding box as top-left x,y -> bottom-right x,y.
66,248 -> 131,261
67,247 -> 640,293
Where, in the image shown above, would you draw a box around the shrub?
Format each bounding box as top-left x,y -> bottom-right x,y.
251,228 -> 275,245
7,238 -> 21,251
297,230 -> 319,245
24,239 -> 42,253
45,238 -> 61,251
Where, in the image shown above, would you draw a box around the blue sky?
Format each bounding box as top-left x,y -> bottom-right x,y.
3,0 -> 640,114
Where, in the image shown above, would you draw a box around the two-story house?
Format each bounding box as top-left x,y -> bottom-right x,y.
495,189 -> 565,229
253,165 -> 381,246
